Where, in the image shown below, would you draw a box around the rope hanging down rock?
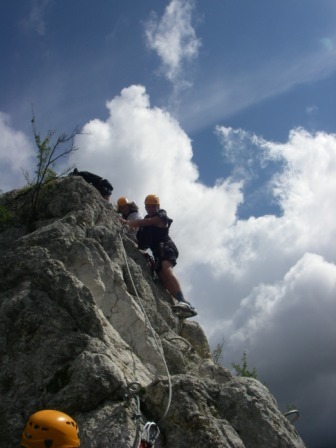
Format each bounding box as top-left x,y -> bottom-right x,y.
119,227 -> 173,445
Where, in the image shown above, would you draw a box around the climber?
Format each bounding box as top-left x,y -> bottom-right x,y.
117,197 -> 143,221
117,197 -> 143,241
119,194 -> 197,318
70,168 -> 113,201
21,409 -> 80,447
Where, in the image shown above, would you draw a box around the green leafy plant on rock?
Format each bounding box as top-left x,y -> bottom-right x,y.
231,351 -> 258,379
0,204 -> 12,230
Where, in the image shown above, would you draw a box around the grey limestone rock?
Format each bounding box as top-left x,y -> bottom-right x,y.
0,177 -> 306,448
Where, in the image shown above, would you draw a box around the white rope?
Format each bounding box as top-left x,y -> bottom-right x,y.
119,229 -> 172,423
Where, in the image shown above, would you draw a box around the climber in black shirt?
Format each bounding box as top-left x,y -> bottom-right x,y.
119,194 -> 197,317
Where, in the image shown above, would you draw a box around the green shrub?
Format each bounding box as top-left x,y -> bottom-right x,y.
231,351 -> 258,379
22,112 -> 81,226
212,338 -> 225,365
0,205 -> 12,230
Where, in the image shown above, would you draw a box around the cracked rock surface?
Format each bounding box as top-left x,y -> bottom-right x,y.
0,177 -> 306,448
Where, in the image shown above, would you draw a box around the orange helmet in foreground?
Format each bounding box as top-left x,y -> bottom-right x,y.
21,410 -> 80,448
144,194 -> 160,206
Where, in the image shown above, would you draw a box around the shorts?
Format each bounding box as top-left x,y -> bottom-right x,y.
152,240 -> 179,272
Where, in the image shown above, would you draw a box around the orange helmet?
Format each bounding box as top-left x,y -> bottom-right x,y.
117,197 -> 129,209
144,195 -> 160,206
21,410 -> 80,448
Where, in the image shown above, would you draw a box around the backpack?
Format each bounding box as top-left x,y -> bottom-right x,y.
70,168 -> 113,197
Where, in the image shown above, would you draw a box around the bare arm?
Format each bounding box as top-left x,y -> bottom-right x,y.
119,216 -> 163,228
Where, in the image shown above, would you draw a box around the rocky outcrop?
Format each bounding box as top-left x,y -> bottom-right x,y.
0,177 -> 306,448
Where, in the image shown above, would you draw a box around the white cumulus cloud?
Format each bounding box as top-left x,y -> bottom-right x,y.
0,112 -> 35,192
3,84 -> 334,447
71,85 -> 243,267
206,127 -> 336,448
145,0 -> 201,85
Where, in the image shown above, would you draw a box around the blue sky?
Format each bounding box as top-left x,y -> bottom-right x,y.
1,2 -> 336,447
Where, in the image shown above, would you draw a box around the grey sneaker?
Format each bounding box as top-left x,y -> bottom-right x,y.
171,301 -> 198,318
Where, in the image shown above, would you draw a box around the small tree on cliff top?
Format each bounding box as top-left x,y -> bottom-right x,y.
24,113 -> 80,221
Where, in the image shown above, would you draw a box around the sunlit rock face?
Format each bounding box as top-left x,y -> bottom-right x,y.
0,177 -> 305,448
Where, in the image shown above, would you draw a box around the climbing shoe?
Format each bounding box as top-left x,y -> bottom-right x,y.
171,301 -> 198,318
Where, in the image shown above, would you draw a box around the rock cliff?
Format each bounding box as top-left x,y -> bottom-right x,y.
0,177 -> 306,448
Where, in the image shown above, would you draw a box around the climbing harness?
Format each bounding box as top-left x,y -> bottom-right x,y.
119,226 -> 173,446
